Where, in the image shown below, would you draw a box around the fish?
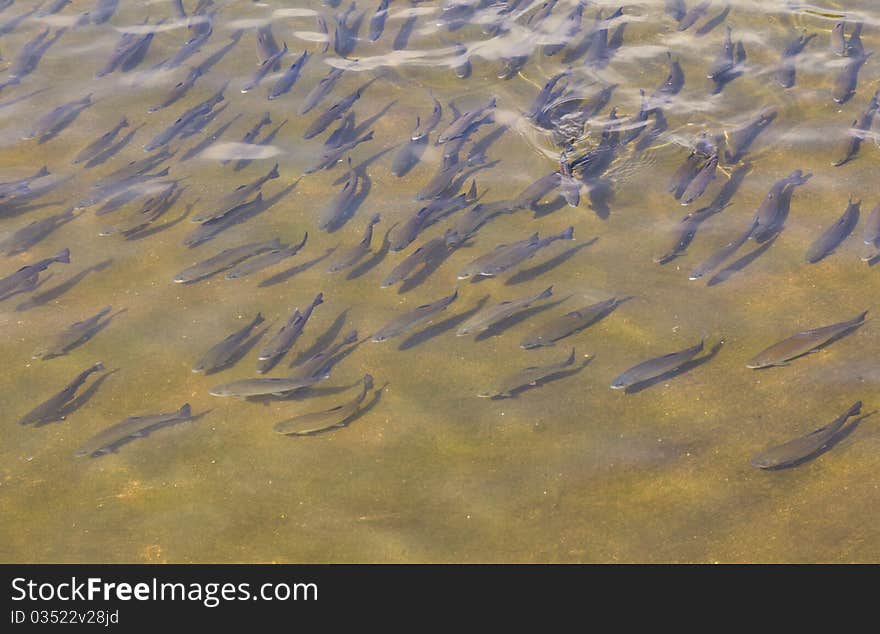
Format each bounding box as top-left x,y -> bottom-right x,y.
724,109 -> 776,163
224,111 -> 273,161
411,95 -> 442,141
525,70 -> 569,122
371,289 -> 459,342
299,67 -> 344,115
95,21 -> 158,76
668,150 -> 706,200
833,90 -> 879,167
0,248 -> 70,300
328,214 -> 381,272
707,25 -> 735,81
73,117 -> 129,164
257,23 -> 280,66
0,166 -> 51,200
860,203 -> 880,261
520,297 -> 624,349
830,21 -> 846,56
746,311 -> 867,368
24,94 -> 92,143
88,148 -> 174,192
333,2 -> 361,57
391,130 -> 428,177
751,401 -> 862,469
174,238 -> 283,283
319,161 -> 360,230
193,164 -> 280,224
0,208 -> 78,256
316,15 -> 330,53
257,293 -> 324,372
458,227 -> 574,279
273,374 -> 375,435
679,153 -> 718,206
677,0 -> 710,31
225,233 -> 308,279
100,181 -> 183,236
75,404 -> 194,458
0,3 -> 42,37
610,339 -> 705,389
369,0 -> 390,41
305,130 -> 374,173
805,197 -> 860,263
144,87 -> 225,151
479,348 -> 580,398
192,313 -> 265,373
92,0 -> 119,24
665,0 -> 685,22
158,25 -> 212,70
436,97 -> 495,144
290,329 -> 360,376
752,170 -> 810,242
303,81 -> 370,139
688,220 -> 756,281
268,50 -> 309,100
451,42 -> 471,79
776,30 -> 815,88
33,306 -> 114,360
380,231 -> 459,288
832,50 -> 871,105
182,194 -> 266,248
19,362 -> 106,426
389,186 -> 476,252
149,67 -> 203,112
3,28 -> 65,86
544,2 -> 586,56
456,286 -> 554,337
241,42 -> 287,93
651,52 -> 684,102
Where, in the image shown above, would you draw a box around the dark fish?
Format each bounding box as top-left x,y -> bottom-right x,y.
707,24 -> 735,80
436,97 -> 496,144
776,30 -> 815,88
99,181 -> 183,236
412,94 -> 442,141
668,150 -> 705,200
392,14 -> 416,51
479,348 -> 580,398
544,1 -> 585,56
651,52 -> 685,103
89,148 -> 173,192
3,27 -> 65,87
174,238 -> 282,283
74,404 -> 193,458
0,248 -> 69,300
193,164 -> 279,224
73,117 -> 129,164
833,91 -> 879,166
677,0 -> 710,31
241,41 -> 287,93
298,67 -> 344,115
389,185 -> 476,252
369,0 -> 390,41
319,161 -> 360,230
415,156 -> 471,201
328,213 -> 380,272
610,339 -> 705,389
746,311 -> 867,368
520,297 -> 623,349
458,227 -> 574,279
0,3 -> 42,37
751,402 -> 862,469
256,23 -> 280,67
192,313 -> 265,373
305,130 -> 374,173
182,194 -> 265,248
257,293 -> 324,370
371,288 -> 458,342
525,70 -> 569,121
273,374 -> 374,435
303,80 -> 370,139
724,109 -> 776,163
225,233 -> 308,279
0,166 -> 50,201
19,362 -> 106,426
333,2 -> 361,57
145,86 -> 225,151
159,25 -> 212,70
456,286 -> 553,337
149,66 -> 203,112
753,170 -> 810,242
860,203 -> 880,261
832,50 -> 871,105
96,22 -> 158,77
92,0 -> 119,24
33,305 -> 114,359
665,0 -> 685,22
391,129 -> 428,177
679,153 -> 718,206
316,15 -> 330,53
25,94 -> 92,143
268,50 -> 309,100
805,197 -> 860,263
830,21 -> 846,56
451,42 -> 471,79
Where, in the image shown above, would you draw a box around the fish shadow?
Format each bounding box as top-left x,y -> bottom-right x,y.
490,357 -> 592,399
532,195 -> 568,219
353,100 -> 397,138
325,172 -> 371,233
761,412 -> 872,470
85,126 -> 142,168
128,200 -> 195,241
44,368 -> 121,425
347,228 -> 391,280
233,120 -> 287,172
624,341 -> 724,394
393,16 -> 417,51
259,248 -> 334,287
16,259 -> 113,311
291,310 -> 349,366
335,146 -> 395,185
505,239 -> 598,286
88,408 -> 211,458
391,137 -> 428,178
398,295 -> 490,351
587,178 -> 614,219
180,114 -> 243,162
695,5 -> 730,36
44,308 -> 127,360
204,325 -> 271,376
397,244 -> 461,294
474,297 -> 569,342
707,236 -> 777,286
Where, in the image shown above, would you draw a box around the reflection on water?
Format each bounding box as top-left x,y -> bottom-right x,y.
2,0 -> 880,563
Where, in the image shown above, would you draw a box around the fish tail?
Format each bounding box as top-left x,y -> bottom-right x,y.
538,286 -> 554,300
566,348 -> 576,365
54,248 -> 71,263
268,163 -> 280,179
178,403 -> 192,418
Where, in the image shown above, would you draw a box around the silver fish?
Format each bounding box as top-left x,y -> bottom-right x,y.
456,286 -> 553,337
33,306 -> 114,360
75,404 -> 193,458
268,50 -> 309,100
610,339 -> 705,389
257,293 -> 324,369
273,374 -> 374,435
192,313 -> 265,373
225,233 -> 308,279
241,42 -> 288,93
479,348 -> 581,398
436,97 -> 496,144
0,248 -> 69,299
746,312 -> 867,368
193,164 -> 279,224
298,67 -> 344,115
520,297 -> 623,349
174,238 -> 283,283
328,214 -> 381,272
860,202 -> 880,261
458,227 -> 574,279
380,230 -> 459,288
19,362 -> 106,426
74,117 -> 129,164
372,289 -> 459,342
805,197 -> 860,263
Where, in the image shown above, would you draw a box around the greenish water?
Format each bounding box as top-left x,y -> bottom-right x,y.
2,0 -> 880,562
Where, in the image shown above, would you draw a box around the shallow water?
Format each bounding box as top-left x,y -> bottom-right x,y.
2,0 -> 880,563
